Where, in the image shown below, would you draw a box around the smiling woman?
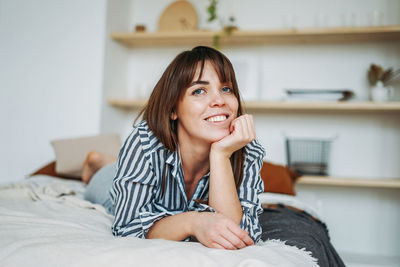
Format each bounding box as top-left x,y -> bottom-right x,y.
78,46 -> 345,266
83,46 -> 265,250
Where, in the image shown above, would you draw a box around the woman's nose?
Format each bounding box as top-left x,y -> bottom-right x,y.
209,91 -> 225,106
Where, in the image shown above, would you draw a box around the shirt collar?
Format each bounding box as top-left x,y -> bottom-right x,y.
165,146 -> 181,181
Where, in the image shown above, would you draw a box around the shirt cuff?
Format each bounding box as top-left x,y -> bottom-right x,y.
239,204 -> 262,243
139,209 -> 181,237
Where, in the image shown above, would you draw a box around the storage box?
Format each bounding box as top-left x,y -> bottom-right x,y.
285,137 -> 333,176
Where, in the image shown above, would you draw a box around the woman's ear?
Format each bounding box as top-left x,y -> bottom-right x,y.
170,110 -> 178,120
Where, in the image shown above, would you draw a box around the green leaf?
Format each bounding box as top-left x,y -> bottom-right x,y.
207,0 -> 218,22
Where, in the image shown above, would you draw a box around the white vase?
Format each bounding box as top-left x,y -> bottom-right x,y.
370,81 -> 393,102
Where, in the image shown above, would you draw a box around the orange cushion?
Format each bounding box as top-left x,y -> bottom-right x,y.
260,161 -> 300,196
30,161 -> 80,180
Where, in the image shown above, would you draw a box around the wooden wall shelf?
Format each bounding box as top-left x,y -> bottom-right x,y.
108,98 -> 400,113
243,101 -> 400,112
111,25 -> 400,47
108,97 -> 400,189
298,176 -> 400,189
108,99 -> 146,109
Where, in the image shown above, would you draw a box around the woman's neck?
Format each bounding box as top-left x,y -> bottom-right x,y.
178,139 -> 210,184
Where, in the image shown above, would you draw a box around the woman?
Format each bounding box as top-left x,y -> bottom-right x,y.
84,46 -> 265,250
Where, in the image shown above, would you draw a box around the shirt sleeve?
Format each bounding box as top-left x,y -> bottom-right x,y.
238,140 -> 265,243
191,201 -> 216,213
111,129 -> 174,238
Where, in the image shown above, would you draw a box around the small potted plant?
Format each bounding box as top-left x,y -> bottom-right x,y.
206,0 -> 238,50
367,64 -> 400,102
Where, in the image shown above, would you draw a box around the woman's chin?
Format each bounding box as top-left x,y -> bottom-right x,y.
207,130 -> 231,143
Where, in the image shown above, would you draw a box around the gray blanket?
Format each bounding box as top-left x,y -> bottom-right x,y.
260,205 -> 346,267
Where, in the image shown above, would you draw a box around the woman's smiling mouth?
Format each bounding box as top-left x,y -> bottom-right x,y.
205,114 -> 229,123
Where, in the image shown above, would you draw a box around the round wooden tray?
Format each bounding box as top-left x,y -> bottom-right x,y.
158,0 -> 198,32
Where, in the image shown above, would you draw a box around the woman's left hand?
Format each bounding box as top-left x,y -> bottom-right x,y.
211,114 -> 255,158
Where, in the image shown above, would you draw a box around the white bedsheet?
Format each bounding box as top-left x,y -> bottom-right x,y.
0,176 -> 318,267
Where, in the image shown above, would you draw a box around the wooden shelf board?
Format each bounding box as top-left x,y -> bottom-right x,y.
108,98 -> 400,112
297,176 -> 400,189
108,98 -> 147,109
243,101 -> 400,112
111,25 -> 400,47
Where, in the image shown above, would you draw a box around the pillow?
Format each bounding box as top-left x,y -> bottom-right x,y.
260,161 -> 300,196
50,134 -> 121,178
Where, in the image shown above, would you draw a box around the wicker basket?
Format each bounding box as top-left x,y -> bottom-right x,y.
285,137 -> 332,176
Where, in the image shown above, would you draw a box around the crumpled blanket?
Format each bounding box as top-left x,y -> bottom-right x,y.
0,175 -> 318,267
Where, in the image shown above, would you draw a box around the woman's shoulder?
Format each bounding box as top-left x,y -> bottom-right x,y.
244,139 -> 266,162
127,120 -> 165,155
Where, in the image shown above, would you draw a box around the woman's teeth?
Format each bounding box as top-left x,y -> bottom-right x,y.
206,115 -> 227,122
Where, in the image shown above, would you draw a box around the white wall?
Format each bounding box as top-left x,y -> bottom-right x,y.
102,0 -> 400,264
0,0 -> 107,184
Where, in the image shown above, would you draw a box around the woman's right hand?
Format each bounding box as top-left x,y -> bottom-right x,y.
192,212 -> 254,250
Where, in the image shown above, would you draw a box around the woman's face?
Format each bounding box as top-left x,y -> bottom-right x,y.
173,61 -> 239,146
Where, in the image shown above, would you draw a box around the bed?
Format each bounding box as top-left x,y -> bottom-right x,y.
0,134 -> 327,266
0,174 -> 321,267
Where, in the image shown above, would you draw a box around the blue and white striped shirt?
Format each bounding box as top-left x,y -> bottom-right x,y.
110,120 -> 265,242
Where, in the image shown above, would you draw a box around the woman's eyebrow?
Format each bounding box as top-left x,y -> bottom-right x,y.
190,80 -> 209,86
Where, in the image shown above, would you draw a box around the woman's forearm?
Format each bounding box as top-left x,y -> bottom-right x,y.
146,211 -> 197,240
207,114 -> 255,225
208,151 -> 243,225
147,210 -> 253,249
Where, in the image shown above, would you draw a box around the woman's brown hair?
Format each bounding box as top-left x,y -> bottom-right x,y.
137,46 -> 245,189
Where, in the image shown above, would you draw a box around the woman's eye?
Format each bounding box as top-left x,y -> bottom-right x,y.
222,86 -> 232,93
192,88 -> 205,95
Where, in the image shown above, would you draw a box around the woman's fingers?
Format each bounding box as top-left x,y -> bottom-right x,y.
233,114 -> 255,142
237,117 -> 248,139
220,218 -> 254,248
245,114 -> 256,140
212,235 -> 237,250
220,228 -> 247,249
227,222 -> 254,246
244,114 -> 255,141
242,116 -> 252,140
211,226 -> 250,250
